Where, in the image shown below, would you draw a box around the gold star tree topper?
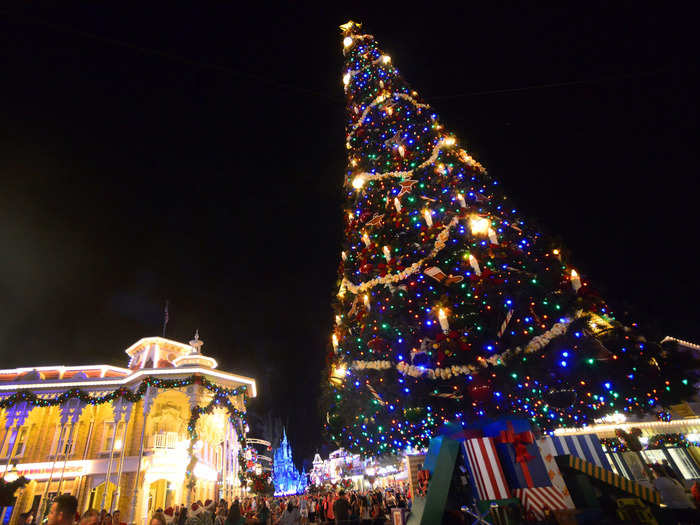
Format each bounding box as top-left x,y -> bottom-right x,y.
340,20 -> 362,35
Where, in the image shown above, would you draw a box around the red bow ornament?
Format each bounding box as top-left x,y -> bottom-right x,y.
497,422 -> 536,487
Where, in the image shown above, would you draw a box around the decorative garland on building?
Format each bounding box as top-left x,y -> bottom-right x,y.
600,437 -> 627,452
648,433 -> 692,449
601,433 -> 697,453
0,374 -> 249,486
0,374 -> 246,409
656,411 -> 673,422
185,387 -> 249,486
187,388 -> 247,443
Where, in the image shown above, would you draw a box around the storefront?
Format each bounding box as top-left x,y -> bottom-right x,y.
555,415 -> 700,486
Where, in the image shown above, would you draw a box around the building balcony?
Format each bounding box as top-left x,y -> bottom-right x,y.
147,431 -> 183,451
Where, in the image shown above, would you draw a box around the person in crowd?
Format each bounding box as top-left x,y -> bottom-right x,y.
278,501 -> 301,525
298,496 -> 308,525
47,497 -> 78,525
315,496 -> 324,523
79,510 -> 99,525
396,492 -> 406,509
358,495 -> 369,523
332,491 -> 350,524
150,513 -> 167,525
19,512 -> 35,525
661,459 -> 683,482
101,513 -> 112,525
384,490 -> 396,510
214,505 -> 227,525
691,479 -> 700,508
325,492 -> 335,523
164,508 -> 175,524
254,496 -> 269,525
178,504 -> 188,525
652,465 -> 694,508
201,500 -> 215,525
99,510 -> 107,525
112,510 -> 126,525
370,493 -> 383,524
224,502 -> 244,525
186,502 -> 204,525
651,464 -> 698,523
348,494 -> 359,523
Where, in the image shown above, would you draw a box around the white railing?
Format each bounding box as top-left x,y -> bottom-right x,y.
149,431 -> 180,450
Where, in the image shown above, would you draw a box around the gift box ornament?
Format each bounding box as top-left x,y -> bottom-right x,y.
539,433 -> 611,470
481,417 -> 533,438
462,438 -> 511,501
513,487 -> 574,521
491,421 -> 552,489
535,438 -> 575,508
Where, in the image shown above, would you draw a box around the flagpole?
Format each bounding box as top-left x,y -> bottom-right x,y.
162,300 -> 169,337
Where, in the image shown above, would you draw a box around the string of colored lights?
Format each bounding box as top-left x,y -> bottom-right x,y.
322,21 -> 696,456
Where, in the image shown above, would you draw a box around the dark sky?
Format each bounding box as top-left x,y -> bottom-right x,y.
1,4 -> 698,465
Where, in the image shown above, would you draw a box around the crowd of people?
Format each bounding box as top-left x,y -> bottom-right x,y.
28,464 -> 700,525
30,487 -> 410,525
145,487 -> 410,525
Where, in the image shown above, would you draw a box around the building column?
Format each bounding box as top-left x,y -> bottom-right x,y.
56,421 -> 76,494
101,398 -> 132,511
185,383 -> 205,507
129,385 -> 155,525
110,408 -> 133,513
38,399 -> 83,518
57,399 -> 85,495
75,405 -> 98,506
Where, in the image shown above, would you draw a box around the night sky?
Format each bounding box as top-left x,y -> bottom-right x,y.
1,4 -> 698,467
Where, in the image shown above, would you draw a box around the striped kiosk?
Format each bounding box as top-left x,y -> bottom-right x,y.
558,454 -> 661,506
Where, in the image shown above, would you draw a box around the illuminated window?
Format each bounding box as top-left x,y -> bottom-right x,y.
640,449 -> 666,465
2,427 -> 29,458
103,422 -> 116,452
14,427 -> 28,457
102,421 -> 125,452
50,425 -> 75,457
667,448 -> 700,480
604,453 -> 625,477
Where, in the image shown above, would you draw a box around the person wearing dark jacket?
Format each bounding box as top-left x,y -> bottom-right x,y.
332,491 -> 351,524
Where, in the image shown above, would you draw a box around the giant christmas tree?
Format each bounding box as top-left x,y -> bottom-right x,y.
323,21 -> 696,456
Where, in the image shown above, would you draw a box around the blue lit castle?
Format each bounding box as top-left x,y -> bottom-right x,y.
272,428 -> 307,496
